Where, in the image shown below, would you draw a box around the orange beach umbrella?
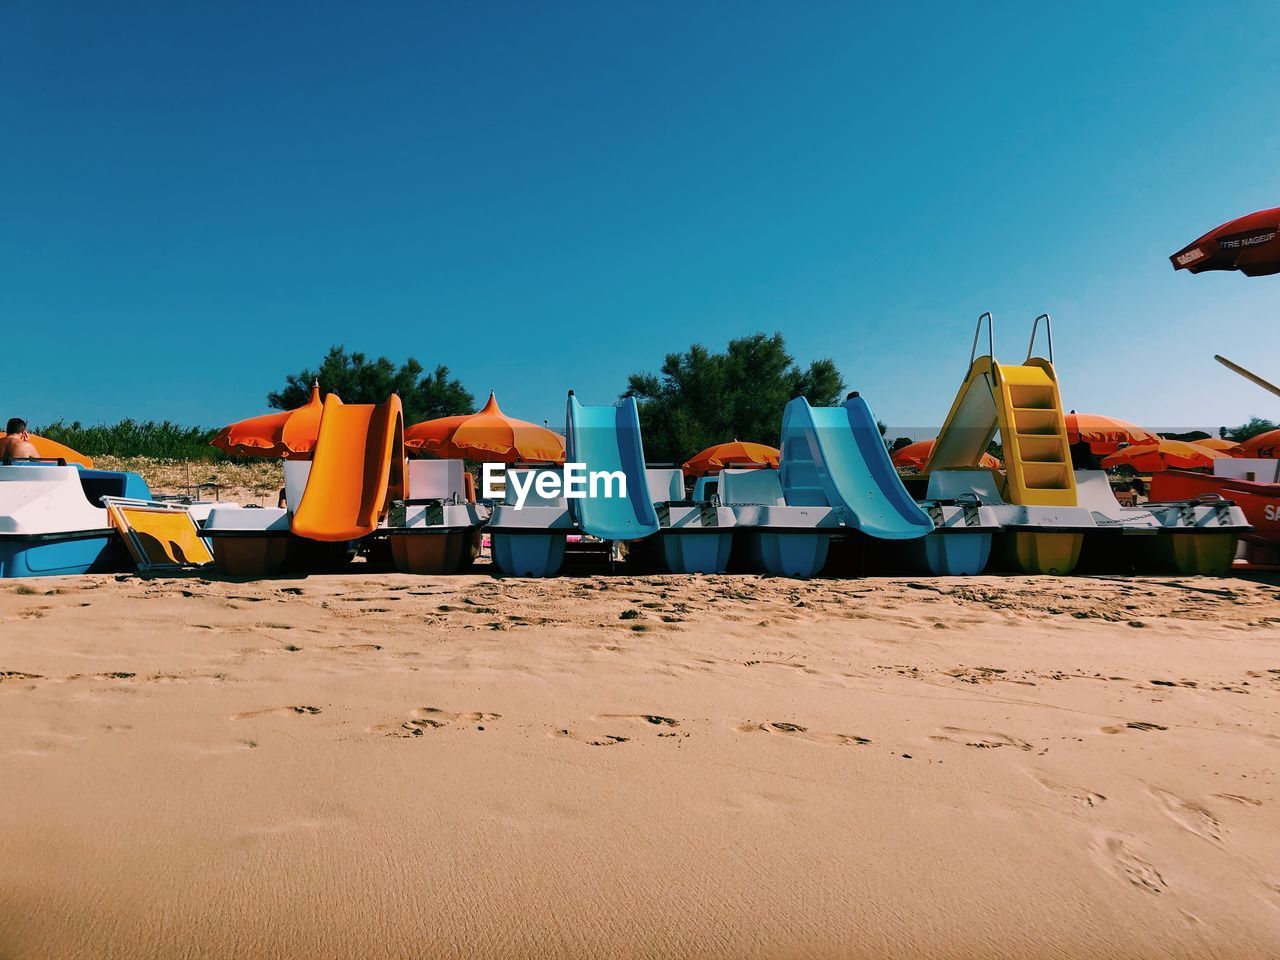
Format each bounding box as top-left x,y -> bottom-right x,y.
0,433 -> 94,468
1064,413 -> 1157,454
210,382 -> 328,459
404,392 -> 565,464
1101,439 -> 1227,473
682,441 -> 780,476
1190,437 -> 1241,453
1237,429 -> 1280,458
891,438 -> 1000,471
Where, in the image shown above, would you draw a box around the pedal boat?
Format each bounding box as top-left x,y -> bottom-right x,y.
487,467 -> 575,577
719,467 -> 838,578
0,462 -> 149,577
383,459 -> 486,574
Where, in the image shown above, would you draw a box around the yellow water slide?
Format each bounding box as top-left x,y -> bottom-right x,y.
291,395 -> 406,542
924,314 -> 1082,573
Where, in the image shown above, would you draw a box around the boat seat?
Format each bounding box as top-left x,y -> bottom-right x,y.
719,468 -> 787,506
77,469 -> 152,507
645,468 -> 684,503
407,459 -> 467,503
925,468 -> 1005,505
488,468 -> 572,530
283,461 -> 312,514
691,475 -> 719,503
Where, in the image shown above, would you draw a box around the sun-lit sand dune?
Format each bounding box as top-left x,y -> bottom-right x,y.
2,572 -> 1279,959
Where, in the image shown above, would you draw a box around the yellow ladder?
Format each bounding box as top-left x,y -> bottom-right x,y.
925,313 -> 1076,507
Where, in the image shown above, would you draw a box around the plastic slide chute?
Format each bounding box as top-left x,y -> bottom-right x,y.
924,314 -> 1077,508
779,395 -> 932,540
291,395 -> 406,542
565,393 -> 659,542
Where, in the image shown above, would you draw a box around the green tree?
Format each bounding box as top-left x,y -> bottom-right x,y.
623,332 -> 845,464
268,346 -> 474,424
1220,417 -> 1278,442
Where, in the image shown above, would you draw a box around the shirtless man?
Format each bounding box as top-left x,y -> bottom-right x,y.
0,418 -> 40,462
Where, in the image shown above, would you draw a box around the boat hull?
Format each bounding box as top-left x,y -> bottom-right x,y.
997,531 -> 1084,575
1151,471 -> 1279,549
0,530 -> 126,578
387,529 -> 478,575
490,532 -> 567,578
659,530 -> 733,575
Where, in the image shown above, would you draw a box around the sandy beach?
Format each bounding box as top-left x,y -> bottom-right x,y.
2,571 -> 1278,959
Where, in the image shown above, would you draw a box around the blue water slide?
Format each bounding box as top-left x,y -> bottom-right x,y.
779,394 -> 932,540
565,394 -> 660,541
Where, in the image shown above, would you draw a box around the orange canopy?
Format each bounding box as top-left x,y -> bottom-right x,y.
0,433 -> 94,468
1237,429 -> 1280,458
891,438 -> 1000,470
1064,413 -> 1157,454
682,441 -> 780,476
1101,439 -> 1228,473
404,392 -> 565,464
210,383 -> 328,459
1190,437 -> 1241,453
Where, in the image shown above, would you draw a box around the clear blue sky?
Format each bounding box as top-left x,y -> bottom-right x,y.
3,2 -> 1278,435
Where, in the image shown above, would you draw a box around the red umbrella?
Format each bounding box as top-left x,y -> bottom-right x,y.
210,382 -> 327,459
892,438 -> 1000,470
1171,206 -> 1280,276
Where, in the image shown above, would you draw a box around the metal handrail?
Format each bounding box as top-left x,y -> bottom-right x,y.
969,311 -> 995,368
1026,313 -> 1054,364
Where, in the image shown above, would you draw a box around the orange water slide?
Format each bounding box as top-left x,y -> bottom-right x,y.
291,395 -> 406,542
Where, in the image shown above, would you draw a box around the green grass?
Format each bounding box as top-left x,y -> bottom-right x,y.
34,419 -> 236,461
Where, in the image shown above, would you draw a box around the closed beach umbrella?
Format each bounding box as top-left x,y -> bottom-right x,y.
0,433 -> 94,468
1101,439 -> 1227,472
405,392 -> 565,464
1190,437 -> 1241,453
682,441 -> 780,476
1064,413 -> 1157,454
891,438 -> 1000,471
1237,429 -> 1280,458
210,382 -> 327,459
1170,206 -> 1280,277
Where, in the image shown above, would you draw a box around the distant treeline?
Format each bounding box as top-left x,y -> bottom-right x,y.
35,420 -> 235,462
28,340 -> 1280,461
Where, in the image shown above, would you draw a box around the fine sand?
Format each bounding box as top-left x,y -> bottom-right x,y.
2,571 -> 1279,959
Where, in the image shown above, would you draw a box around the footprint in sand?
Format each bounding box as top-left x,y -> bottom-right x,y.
929,727 -> 1032,751
372,707 -> 500,737
1030,773 -> 1106,808
1100,721 -> 1168,734
1214,794 -> 1262,807
597,714 -> 687,738
231,705 -> 322,720
1150,786 -> 1221,843
0,671 -> 43,682
736,721 -> 871,746
553,729 -> 630,746
1095,835 -> 1167,894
